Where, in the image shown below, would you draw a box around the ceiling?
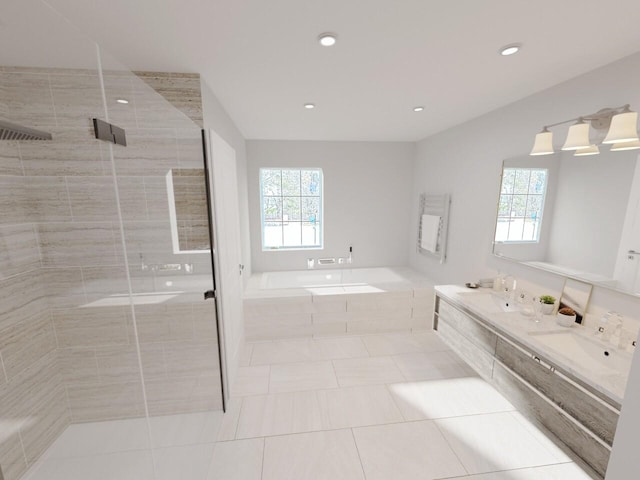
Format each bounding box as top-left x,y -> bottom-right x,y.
9,0 -> 640,141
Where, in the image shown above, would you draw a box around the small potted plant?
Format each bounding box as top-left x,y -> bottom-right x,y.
539,295 -> 556,315
557,307 -> 577,327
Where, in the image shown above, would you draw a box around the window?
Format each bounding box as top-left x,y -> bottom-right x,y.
260,168 -> 323,250
495,168 -> 548,243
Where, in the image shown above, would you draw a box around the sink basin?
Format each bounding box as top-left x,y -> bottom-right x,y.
529,330 -> 632,376
458,292 -> 521,313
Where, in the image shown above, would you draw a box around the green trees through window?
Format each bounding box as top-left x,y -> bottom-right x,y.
260,168 -> 323,249
495,168 -> 548,242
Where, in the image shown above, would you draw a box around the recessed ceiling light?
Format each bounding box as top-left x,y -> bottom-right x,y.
413,106 -> 424,112
304,103 -> 315,109
318,33 -> 337,47
116,98 -> 129,104
499,44 -> 521,56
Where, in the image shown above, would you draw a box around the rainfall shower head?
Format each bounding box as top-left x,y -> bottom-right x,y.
0,119 -> 52,141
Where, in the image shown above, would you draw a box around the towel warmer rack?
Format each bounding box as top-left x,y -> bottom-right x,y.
417,193 -> 450,264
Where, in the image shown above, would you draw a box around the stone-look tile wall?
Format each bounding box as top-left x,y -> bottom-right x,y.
0,67 -> 221,480
170,168 -> 210,252
0,66 -> 77,480
114,71 -> 222,417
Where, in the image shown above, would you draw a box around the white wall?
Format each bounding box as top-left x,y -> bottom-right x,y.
200,79 -> 249,397
200,80 -> 251,286
614,159 -> 640,290
409,52 -> 640,479
247,140 -> 415,272
546,150 -> 636,277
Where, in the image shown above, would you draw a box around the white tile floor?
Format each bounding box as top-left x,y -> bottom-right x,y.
23,332 -> 599,480
212,332 -> 597,480
22,412 -> 223,480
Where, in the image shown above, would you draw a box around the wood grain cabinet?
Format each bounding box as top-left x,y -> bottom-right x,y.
434,295 -> 619,479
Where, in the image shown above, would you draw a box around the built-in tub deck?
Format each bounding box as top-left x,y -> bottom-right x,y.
243,267 -> 435,341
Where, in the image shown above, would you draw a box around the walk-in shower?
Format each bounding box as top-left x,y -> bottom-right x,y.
0,1 -> 224,479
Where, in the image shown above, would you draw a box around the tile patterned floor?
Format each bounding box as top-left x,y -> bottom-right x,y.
23,332 -> 598,480
213,332 -> 596,480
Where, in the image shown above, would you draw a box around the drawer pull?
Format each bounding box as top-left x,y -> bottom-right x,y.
532,354 -> 555,372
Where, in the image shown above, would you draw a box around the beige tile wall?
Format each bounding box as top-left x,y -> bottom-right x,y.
171,168 -> 210,251
244,287 -> 435,341
0,66 -> 220,480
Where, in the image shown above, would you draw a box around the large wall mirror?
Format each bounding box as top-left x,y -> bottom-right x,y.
492,150 -> 640,297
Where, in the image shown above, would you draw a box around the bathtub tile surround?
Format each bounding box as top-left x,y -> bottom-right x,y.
205,330 -> 596,480
243,267 -> 436,341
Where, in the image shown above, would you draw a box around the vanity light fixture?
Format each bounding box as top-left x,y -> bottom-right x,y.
529,127 -> 554,156
574,144 -> 600,156
304,103 -> 315,109
611,139 -> 640,151
603,105 -> 639,144
562,118 -> 590,151
413,106 -> 424,112
318,33 -> 337,47
499,44 -> 521,56
529,104 -> 640,156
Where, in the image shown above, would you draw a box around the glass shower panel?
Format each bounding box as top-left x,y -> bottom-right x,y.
0,1 -> 227,479
99,48 -> 223,457
0,1 -> 149,480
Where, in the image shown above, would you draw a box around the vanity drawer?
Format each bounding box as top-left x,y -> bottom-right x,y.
437,320 -> 495,380
492,362 -> 610,478
438,300 -> 498,355
495,337 -> 619,446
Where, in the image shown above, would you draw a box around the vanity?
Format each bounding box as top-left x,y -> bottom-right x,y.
433,285 -> 632,478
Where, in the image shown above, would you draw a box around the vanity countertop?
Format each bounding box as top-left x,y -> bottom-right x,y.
435,285 -> 632,407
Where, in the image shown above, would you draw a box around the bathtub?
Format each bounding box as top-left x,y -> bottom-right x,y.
244,267 -> 435,341
256,267 -> 417,289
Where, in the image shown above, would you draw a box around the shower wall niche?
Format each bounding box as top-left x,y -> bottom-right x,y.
0,14 -> 222,479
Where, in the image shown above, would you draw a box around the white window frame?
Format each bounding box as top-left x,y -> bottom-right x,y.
259,167 -> 324,251
495,167 -> 548,244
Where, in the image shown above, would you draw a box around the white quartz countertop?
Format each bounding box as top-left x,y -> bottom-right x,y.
435,285 -> 631,407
